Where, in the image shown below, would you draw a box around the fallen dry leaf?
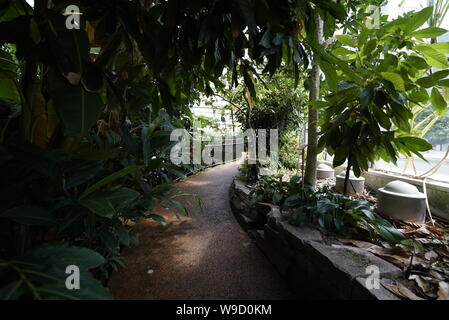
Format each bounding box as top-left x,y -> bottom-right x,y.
430,262 -> 449,278
437,282 -> 449,300
435,246 -> 449,259
381,280 -> 424,300
424,250 -> 439,262
429,270 -> 445,281
415,238 -> 446,245
426,226 -> 448,238
409,275 -> 438,299
367,246 -> 429,269
337,238 -> 379,250
400,226 -> 431,238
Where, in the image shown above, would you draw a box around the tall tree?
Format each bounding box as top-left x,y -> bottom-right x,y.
304,12 -> 323,187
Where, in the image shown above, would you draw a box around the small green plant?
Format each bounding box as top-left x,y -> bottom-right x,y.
238,160 -> 259,184
285,184 -> 405,243
251,175 -> 284,205
251,175 -> 405,244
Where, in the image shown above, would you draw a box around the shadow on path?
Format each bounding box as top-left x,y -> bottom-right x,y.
108,162 -> 296,300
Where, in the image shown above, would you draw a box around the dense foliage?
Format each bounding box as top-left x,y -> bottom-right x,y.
416,105 -> 449,148
0,0 -> 350,299
1,0 -> 447,300
315,7 -> 449,192
252,175 -> 406,244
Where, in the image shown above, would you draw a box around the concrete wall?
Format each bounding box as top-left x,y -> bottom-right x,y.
230,179 -> 403,300
362,170 -> 449,222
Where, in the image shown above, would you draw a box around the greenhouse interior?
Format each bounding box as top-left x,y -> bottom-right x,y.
1,0 -> 449,305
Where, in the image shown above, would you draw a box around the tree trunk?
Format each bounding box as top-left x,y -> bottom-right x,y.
343,147 -> 353,196
20,62 -> 37,142
304,12 -> 323,187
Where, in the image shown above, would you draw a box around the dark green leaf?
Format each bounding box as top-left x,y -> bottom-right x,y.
0,205 -> 56,226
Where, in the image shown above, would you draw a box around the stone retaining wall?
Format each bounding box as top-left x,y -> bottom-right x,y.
230,178 -> 404,300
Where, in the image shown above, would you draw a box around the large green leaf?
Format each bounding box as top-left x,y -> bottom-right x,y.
95,188 -> 140,207
412,27 -> 448,39
0,0 -> 29,23
430,42 -> 449,54
79,166 -> 142,200
382,7 -> 432,34
374,219 -> 405,243
404,7 -> 433,34
335,35 -> 356,48
360,86 -> 375,108
0,205 -> 56,226
372,107 -> 391,130
408,87 -> 430,104
0,72 -> 19,102
430,88 -> 448,116
380,72 -> 405,91
395,136 -> 433,153
0,246 -> 112,300
320,60 -> 338,90
20,246 -> 106,270
415,44 -> 449,69
417,70 -> 449,88
52,84 -> 103,136
308,40 -> 363,85
407,55 -> 429,70
311,0 -> 346,20
361,39 -> 377,57
79,198 -> 115,218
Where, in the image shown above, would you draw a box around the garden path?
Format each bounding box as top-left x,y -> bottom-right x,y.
108,161 -> 295,299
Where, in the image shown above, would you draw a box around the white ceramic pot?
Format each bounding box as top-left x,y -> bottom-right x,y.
335,171 -> 365,195
316,164 -> 335,180
377,180 -> 426,223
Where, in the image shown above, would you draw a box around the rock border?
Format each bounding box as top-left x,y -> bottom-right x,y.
230,177 -> 403,300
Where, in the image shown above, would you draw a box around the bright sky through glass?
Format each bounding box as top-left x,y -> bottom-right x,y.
385,0 -> 449,29
25,0 -> 448,28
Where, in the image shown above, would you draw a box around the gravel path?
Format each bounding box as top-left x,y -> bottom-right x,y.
108,161 -> 295,300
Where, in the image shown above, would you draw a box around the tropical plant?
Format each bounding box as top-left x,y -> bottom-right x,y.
0,0 -> 346,299
399,0 -> 449,176
316,7 -> 449,194
0,109 -> 194,299
287,187 -> 405,244
303,0 -> 388,187
219,66 -> 309,181
251,174 -> 285,205
251,174 -> 405,243
293,183 -> 404,243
